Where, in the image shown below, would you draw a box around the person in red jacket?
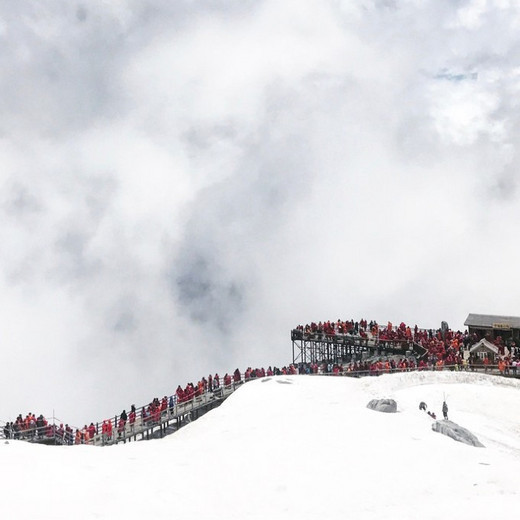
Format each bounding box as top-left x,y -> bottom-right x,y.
88,423 -> 96,441
101,421 -> 108,443
118,418 -> 126,438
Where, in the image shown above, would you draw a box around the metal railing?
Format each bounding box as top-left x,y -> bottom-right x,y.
309,362 -> 520,379
0,377 -> 248,447
85,381 -> 241,446
2,363 -> 518,445
1,417 -> 79,445
291,329 -> 428,358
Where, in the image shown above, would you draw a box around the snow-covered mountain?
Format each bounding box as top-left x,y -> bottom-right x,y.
1,372 -> 519,520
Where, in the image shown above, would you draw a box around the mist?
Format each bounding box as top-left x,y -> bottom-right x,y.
1,0 -> 519,425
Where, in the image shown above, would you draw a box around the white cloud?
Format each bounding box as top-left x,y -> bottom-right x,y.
2,0 -> 520,425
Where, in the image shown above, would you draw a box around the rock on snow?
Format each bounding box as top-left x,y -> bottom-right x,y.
432,420 -> 485,447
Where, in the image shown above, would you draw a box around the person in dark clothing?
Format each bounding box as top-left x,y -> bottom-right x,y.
118,410 -> 128,438
442,401 -> 448,420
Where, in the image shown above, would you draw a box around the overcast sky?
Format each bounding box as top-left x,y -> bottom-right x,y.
2,0 -> 520,425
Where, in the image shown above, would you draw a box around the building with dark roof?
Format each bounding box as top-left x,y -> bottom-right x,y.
464,313 -> 520,343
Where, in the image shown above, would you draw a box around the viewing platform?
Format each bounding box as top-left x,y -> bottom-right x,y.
291,328 -> 428,364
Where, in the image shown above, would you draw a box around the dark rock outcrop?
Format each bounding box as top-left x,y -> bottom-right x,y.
432,420 -> 485,447
367,398 -> 397,413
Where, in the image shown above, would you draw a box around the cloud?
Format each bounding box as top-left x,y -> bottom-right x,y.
1,0 -> 520,425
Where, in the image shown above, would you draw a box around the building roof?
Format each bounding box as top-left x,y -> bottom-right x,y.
464,313 -> 520,329
469,338 -> 499,355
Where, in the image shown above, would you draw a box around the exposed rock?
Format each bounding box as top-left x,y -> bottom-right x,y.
367,398 -> 397,413
432,420 -> 485,447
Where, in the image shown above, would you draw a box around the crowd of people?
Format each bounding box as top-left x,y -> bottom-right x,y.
93,364 -> 301,445
3,413 -> 52,441
4,317 -> 519,445
3,364 -> 299,445
2,413 -> 100,445
294,317 -> 519,371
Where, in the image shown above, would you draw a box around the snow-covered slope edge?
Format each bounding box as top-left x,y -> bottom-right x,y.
0,373 -> 519,520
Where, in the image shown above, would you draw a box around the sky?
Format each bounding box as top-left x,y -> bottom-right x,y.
2,0 -> 520,425
1,372 -> 520,519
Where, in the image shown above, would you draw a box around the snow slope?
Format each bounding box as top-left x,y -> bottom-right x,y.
1,372 -> 519,520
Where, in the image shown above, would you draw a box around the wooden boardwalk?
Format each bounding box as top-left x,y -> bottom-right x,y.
1,382 -> 240,447
92,383 -> 238,446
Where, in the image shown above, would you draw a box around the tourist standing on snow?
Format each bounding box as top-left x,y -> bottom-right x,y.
442,401 -> 448,420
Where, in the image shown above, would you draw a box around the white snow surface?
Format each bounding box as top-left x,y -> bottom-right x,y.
2,372 -> 520,519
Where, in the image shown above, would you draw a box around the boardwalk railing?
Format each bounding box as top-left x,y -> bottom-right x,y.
2,364 -> 518,446
0,383 -> 241,446
88,381 -> 240,447
0,380 -> 245,446
316,363 -> 520,379
1,417 -> 79,445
